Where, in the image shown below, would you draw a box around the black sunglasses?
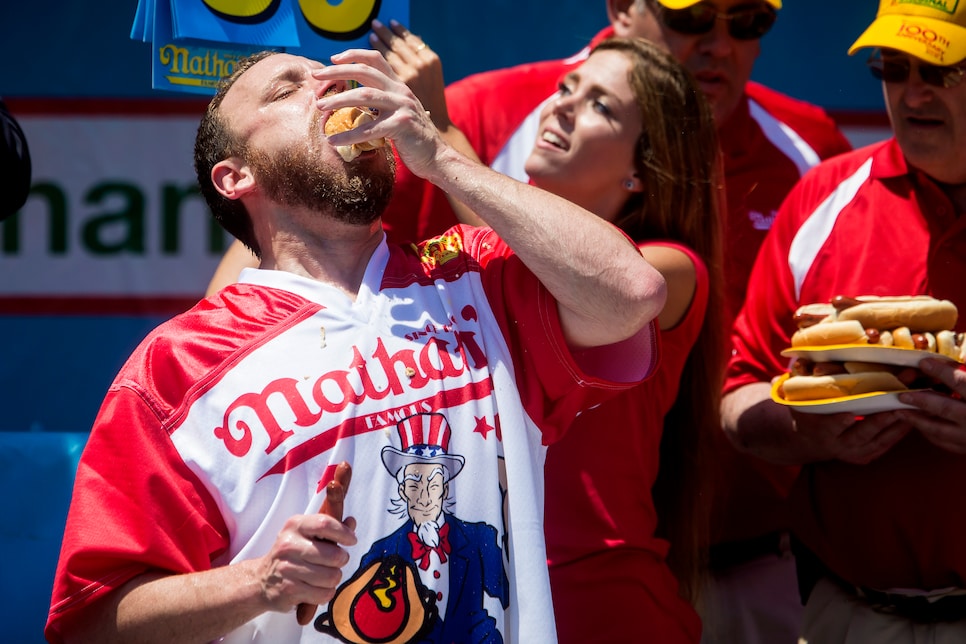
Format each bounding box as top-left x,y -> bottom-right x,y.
866,52 -> 966,89
652,1 -> 777,41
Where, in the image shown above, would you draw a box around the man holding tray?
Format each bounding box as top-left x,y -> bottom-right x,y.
721,1 -> 966,641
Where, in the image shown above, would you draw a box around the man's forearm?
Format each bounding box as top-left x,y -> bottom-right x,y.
68,561 -> 271,644
422,144 -> 666,348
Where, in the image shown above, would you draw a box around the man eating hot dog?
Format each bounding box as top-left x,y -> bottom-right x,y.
721,1 -> 966,641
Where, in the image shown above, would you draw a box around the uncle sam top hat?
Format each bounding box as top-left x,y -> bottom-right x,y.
849,0 -> 966,65
382,412 -> 465,480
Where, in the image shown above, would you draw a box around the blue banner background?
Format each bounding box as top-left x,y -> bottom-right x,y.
2,1 -> 884,109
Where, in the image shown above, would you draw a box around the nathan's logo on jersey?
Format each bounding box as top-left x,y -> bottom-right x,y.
419,234 -> 464,269
215,320 -> 488,458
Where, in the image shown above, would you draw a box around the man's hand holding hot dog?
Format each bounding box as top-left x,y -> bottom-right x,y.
722,384 -> 911,466
367,20 -> 487,228
897,359 -> 966,454
790,407 -> 912,465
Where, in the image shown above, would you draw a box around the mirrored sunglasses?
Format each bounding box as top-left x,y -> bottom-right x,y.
867,53 -> 966,89
654,1 -> 777,41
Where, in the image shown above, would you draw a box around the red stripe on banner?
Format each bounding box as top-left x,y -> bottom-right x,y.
0,296 -> 200,316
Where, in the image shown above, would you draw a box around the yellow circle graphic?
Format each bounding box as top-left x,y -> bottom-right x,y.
300,0 -> 381,41
202,0 -> 278,20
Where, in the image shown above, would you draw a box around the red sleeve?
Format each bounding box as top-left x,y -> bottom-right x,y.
45,386 -> 229,643
458,226 -> 659,443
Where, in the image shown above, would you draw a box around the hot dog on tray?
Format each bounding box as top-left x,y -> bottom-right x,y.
781,360 -> 913,402
790,295 -> 963,357
777,295 -> 964,403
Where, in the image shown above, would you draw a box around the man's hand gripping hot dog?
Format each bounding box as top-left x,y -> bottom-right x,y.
723,382 -> 913,467
897,359 -> 966,454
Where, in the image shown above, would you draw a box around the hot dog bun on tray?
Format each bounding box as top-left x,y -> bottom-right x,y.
775,295 -> 964,405
324,106 -> 386,162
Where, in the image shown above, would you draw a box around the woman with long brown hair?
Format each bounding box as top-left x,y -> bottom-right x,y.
526,37 -> 725,643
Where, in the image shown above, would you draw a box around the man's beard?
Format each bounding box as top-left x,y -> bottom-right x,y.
248,141 -> 396,226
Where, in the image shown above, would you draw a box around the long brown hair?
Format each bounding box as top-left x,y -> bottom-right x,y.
594,36 -> 726,604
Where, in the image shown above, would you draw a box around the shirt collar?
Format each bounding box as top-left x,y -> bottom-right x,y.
869,137 -> 911,182
238,235 -> 389,304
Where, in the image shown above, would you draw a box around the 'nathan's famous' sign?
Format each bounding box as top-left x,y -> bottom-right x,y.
132,0 -> 410,94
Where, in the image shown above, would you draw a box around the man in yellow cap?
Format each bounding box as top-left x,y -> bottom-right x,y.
721,0 -> 966,641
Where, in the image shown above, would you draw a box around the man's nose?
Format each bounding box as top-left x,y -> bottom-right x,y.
902,69 -> 938,108
697,18 -> 735,57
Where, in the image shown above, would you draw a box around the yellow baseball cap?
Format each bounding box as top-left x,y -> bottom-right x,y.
849,0 -> 966,65
656,0 -> 781,8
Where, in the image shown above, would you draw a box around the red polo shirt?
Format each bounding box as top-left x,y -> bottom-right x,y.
726,138 -> 966,589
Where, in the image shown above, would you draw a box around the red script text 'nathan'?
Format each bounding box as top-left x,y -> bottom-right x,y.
214,316 -> 488,458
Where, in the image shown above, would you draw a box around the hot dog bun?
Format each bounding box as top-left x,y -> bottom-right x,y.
324,107 -> 386,162
780,371 -> 907,402
790,295 -> 960,353
792,303 -> 836,328
834,296 -> 957,332
791,320 -> 867,347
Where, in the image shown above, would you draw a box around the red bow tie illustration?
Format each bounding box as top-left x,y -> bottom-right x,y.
408,523 -> 452,570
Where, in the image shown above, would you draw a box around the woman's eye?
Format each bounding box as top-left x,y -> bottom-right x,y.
593,100 -> 611,116
273,88 -> 296,101
556,82 -> 573,97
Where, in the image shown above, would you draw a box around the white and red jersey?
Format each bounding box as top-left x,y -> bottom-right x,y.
45,226 -> 657,644
726,138 -> 966,589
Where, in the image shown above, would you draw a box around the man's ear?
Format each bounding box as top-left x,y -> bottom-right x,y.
211,158 -> 255,200
606,0 -> 638,26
